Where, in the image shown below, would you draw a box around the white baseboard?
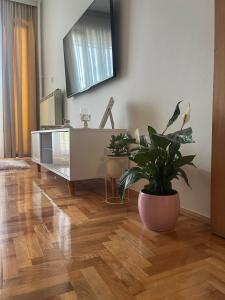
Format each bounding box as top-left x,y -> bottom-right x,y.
180,208 -> 210,225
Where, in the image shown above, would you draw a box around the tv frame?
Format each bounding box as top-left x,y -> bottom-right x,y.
63,0 -> 116,98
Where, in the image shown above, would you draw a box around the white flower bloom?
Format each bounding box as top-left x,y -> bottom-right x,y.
182,104 -> 191,127
134,128 -> 140,145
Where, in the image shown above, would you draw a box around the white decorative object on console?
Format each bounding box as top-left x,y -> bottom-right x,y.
31,128 -> 127,195
99,97 -> 115,129
80,108 -> 91,128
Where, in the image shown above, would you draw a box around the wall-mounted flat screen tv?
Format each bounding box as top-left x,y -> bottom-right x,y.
63,0 -> 116,98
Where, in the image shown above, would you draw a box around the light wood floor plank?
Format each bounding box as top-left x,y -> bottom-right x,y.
0,162 -> 224,300
81,266 -> 117,300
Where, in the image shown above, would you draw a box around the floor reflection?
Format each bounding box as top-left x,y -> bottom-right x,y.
41,191 -> 72,258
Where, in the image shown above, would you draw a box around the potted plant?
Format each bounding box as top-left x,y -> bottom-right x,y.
119,102 -> 195,232
106,133 -> 135,179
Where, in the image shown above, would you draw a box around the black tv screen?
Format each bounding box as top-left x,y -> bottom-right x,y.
63,0 -> 116,98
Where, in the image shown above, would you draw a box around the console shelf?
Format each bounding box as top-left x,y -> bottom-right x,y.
31,128 -> 127,189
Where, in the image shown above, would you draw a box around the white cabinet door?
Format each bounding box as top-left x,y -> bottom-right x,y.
52,131 -> 70,178
31,133 -> 41,163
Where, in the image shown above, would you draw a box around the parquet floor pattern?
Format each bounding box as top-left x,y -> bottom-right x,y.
0,163 -> 225,299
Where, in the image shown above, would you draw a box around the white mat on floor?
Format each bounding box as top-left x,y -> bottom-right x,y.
0,159 -> 30,171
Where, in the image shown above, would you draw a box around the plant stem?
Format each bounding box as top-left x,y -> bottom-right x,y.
162,127 -> 168,135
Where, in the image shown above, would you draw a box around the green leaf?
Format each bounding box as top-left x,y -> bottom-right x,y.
139,135 -> 149,148
166,101 -> 182,129
148,126 -> 158,147
151,133 -> 171,149
166,127 -> 194,144
148,126 -> 157,138
119,167 -> 147,200
146,163 -> 160,179
177,168 -> 191,189
130,149 -> 159,165
174,155 -> 196,168
169,142 -> 180,159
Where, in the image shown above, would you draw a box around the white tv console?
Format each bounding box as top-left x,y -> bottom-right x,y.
31,128 -> 127,194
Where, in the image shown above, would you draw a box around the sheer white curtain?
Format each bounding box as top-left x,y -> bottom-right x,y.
0,14 -> 4,157
0,0 -> 38,158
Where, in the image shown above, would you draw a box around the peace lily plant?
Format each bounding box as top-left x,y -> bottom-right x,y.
119,102 -> 196,232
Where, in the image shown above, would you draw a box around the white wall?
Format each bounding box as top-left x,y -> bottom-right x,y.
42,0 -> 214,217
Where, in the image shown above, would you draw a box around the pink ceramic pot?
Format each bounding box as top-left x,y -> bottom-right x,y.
138,191 -> 180,232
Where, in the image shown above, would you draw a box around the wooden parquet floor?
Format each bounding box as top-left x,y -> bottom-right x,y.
0,163 -> 225,300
